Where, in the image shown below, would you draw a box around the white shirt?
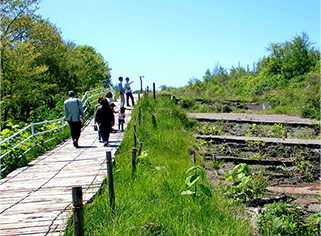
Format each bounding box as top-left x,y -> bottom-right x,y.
124,81 -> 133,93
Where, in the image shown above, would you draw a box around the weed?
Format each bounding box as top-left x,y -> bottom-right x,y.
256,201 -> 320,235
223,163 -> 268,202
181,166 -> 212,198
294,156 -> 315,182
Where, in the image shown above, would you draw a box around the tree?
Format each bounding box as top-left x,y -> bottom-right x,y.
1,0 -> 112,125
76,45 -> 111,91
263,32 -> 319,80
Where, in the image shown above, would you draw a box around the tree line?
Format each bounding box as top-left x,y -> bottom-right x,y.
1,0 -> 112,128
172,32 -> 320,119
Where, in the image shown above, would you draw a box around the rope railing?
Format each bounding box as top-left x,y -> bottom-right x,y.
58,148 -> 133,235
59,89 -> 147,235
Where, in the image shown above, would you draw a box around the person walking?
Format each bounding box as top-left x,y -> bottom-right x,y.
118,106 -> 126,131
118,77 -> 125,107
94,96 -> 104,141
124,77 -> 135,107
106,92 -> 113,104
64,91 -> 84,148
95,98 -> 115,146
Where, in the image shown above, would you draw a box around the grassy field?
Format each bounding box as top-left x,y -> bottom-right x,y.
64,95 -> 253,235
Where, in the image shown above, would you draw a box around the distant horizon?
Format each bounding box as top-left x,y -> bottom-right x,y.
38,0 -> 320,90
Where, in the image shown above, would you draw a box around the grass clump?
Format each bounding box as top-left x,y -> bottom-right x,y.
65,96 -> 253,235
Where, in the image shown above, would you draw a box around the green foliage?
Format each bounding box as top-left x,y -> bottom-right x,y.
257,201 -> 320,235
1,125 -> 70,178
1,0 -> 111,126
181,166 -> 212,197
223,163 -> 268,202
221,104 -> 232,113
294,156 -> 315,182
173,33 -> 320,119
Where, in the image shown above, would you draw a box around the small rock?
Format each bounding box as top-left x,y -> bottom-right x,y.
307,204 -> 321,213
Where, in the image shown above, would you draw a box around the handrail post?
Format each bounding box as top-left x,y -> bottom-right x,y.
72,186 -> 84,236
62,118 -> 65,134
31,123 -> 36,147
106,151 -> 115,211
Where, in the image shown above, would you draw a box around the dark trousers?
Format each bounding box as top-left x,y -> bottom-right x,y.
126,92 -> 135,106
101,126 -> 110,143
68,121 -> 81,141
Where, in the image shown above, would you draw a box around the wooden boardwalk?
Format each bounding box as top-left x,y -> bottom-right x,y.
0,98 -> 135,235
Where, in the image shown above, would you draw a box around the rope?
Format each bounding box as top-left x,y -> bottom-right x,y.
83,159 -> 107,196
83,149 -> 132,197
57,100 -> 144,234
58,206 -> 72,236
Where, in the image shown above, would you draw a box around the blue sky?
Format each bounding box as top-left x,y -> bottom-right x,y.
38,0 -> 320,91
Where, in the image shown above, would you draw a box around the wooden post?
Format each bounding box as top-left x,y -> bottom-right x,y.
131,147 -> 137,175
133,125 -> 137,147
72,186 -> 84,236
151,114 -> 157,128
138,92 -> 140,101
106,151 -> 115,211
153,83 -> 156,99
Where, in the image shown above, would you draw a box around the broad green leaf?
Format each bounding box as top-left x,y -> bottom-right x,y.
186,174 -> 200,187
181,190 -> 195,195
199,167 -> 205,180
186,166 -> 197,174
199,184 -> 212,197
225,175 -> 232,181
224,169 -> 233,177
1,129 -> 10,135
241,176 -> 251,185
238,173 -> 246,179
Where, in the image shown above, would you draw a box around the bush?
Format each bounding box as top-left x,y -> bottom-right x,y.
257,201 -> 320,235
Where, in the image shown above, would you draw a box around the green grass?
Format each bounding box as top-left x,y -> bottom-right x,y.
64,95 -> 253,235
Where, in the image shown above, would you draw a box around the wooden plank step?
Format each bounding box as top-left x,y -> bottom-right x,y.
204,154 -> 295,166
197,134 -> 321,148
189,113 -> 320,127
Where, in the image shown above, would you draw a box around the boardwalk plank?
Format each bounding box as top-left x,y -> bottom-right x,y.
0,97 -> 135,235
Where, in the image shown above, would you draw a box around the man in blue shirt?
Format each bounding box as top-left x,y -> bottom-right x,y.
118,77 -> 125,107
